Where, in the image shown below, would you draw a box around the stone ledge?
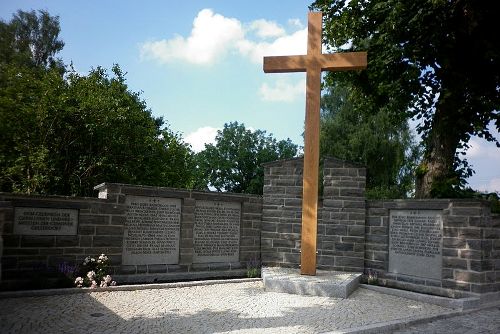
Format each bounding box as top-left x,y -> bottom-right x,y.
262,266 -> 361,298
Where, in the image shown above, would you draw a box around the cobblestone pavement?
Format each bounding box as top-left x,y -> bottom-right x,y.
391,307 -> 500,334
0,281 -> 457,334
0,281 -> 456,334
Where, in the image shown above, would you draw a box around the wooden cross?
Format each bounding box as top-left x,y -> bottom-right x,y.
263,12 -> 367,275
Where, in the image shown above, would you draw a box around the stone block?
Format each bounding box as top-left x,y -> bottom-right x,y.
92,236 -> 123,247
334,243 -> 354,252
3,235 -> 20,247
484,228 -> 500,239
79,236 -> 92,247
148,264 -> 168,273
79,215 -> 110,225
348,225 -> 364,236
367,217 -> 383,226
336,256 -> 364,268
451,207 -> 483,217
56,236 -> 79,247
111,215 -> 126,225
442,248 -> 458,257
459,249 -> 482,260
118,265 -> 137,275
457,228 -> 481,239
325,225 -> 347,236
443,257 -> 468,270
366,234 -> 388,244
96,226 -> 124,235
339,188 -> 365,197
445,216 -> 468,227
442,279 -> 471,291
443,237 -> 466,248
454,270 -> 484,283
63,248 -> 85,255
21,235 -> 55,247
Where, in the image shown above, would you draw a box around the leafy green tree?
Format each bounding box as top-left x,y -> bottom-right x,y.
312,0 -> 500,198
0,10 -> 197,196
320,82 -> 420,198
195,122 -> 298,194
0,9 -> 64,69
0,64 -> 195,196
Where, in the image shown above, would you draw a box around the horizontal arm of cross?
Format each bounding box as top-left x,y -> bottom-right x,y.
263,52 -> 367,73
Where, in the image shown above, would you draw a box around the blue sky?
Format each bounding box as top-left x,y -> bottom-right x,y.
1,1 -> 499,193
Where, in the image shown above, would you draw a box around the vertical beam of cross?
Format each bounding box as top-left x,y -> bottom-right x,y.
263,12 -> 367,275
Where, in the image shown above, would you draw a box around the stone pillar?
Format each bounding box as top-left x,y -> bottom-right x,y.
320,158 -> 366,272
261,158 -> 303,267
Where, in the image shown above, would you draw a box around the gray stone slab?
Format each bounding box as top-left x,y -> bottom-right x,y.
262,266 -> 361,298
389,209 -> 443,280
14,207 -> 78,235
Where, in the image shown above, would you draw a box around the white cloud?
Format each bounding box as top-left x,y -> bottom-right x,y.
476,178 -> 500,193
237,28 -> 307,63
140,9 -> 306,65
288,18 -> 304,29
249,19 -> 285,38
467,139 -> 499,159
259,77 -> 306,102
185,126 -> 219,152
140,9 -> 244,65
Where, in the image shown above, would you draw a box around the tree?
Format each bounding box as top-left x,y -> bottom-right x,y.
320,82 -> 420,198
0,64 -> 196,196
0,9 -> 64,69
311,0 -> 500,198
195,122 -> 298,194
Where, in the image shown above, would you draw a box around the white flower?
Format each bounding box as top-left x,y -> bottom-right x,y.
74,277 -> 84,288
110,281 -> 117,286
97,254 -> 108,264
100,280 -> 107,288
90,280 -> 98,289
87,271 -> 95,280
104,275 -> 112,284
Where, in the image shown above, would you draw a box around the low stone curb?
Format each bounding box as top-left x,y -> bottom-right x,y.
361,284 -> 500,310
0,277 -> 262,299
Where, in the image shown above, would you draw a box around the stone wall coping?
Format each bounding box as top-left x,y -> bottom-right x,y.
0,192 -> 104,204
94,183 -> 262,201
367,198 -> 491,209
261,157 -> 303,167
323,156 -> 366,168
261,156 -> 365,169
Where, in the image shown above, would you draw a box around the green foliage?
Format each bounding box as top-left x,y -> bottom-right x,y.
311,0 -> 500,197
0,10 -> 196,196
0,9 -> 64,69
320,82 -> 420,198
0,64 -> 196,196
195,122 -> 298,194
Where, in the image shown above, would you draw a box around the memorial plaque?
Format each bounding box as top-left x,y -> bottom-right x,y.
389,210 -> 443,280
193,200 -> 241,263
14,207 -> 78,235
122,196 -> 181,265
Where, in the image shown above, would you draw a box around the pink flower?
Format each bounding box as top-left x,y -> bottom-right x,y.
90,280 -> 98,289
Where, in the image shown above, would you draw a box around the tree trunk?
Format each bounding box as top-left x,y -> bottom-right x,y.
415,106 -> 459,199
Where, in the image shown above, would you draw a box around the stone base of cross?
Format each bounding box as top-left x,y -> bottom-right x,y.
263,12 -> 367,275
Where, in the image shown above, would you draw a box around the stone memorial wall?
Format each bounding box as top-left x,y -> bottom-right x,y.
0,159 -> 499,297
0,184 -> 261,289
